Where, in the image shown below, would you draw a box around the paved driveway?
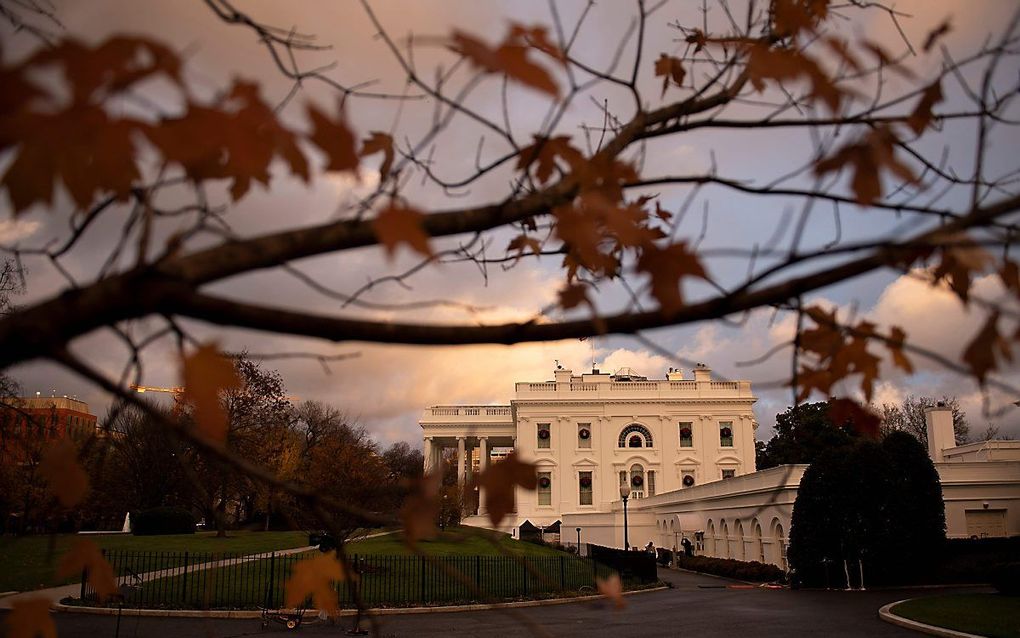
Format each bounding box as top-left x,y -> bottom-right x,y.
4,568 -> 979,638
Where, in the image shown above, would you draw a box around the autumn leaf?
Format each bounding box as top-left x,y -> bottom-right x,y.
1000,260 -> 1020,299
860,40 -> 914,78
400,471 -> 441,548
597,574 -> 626,610
558,283 -> 592,310
510,23 -> 567,63
654,54 -> 686,97
745,42 -> 842,112
517,135 -> 585,184
58,539 -> 117,602
636,242 -> 709,314
931,232 -> 994,302
506,234 -> 544,260
476,452 -> 538,527
5,597 -> 56,638
181,343 -> 241,443
284,552 -> 349,615
814,125 -> 916,205
360,131 -> 395,179
923,20 -> 952,53
450,28 -> 560,98
39,439 -> 89,507
685,30 -> 707,54
372,205 -> 433,259
886,326 -> 914,374
306,101 -> 360,173
962,313 -> 1012,383
772,0 -> 830,37
828,398 -> 881,438
906,80 -> 943,135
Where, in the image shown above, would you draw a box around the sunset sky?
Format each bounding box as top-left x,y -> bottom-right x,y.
2,0 -> 1018,444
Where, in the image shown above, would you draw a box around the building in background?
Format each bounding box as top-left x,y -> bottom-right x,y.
0,395 -> 98,462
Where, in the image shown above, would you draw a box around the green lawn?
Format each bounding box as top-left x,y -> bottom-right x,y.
347,528 -> 567,557
893,594 -> 1020,638
0,531 -> 309,593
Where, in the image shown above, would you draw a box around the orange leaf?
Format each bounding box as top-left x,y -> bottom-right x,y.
931,232 -> 994,302
39,439 -> 88,507
597,573 -> 626,610
476,452 -> 538,527
923,20 -> 951,53
400,471 -> 441,548
450,28 -> 559,98
886,326 -> 914,374
962,313 -> 1012,383
510,23 -> 567,63
5,597 -> 56,638
306,101 -> 359,174
636,242 -> 709,314
58,539 -> 117,602
360,131 -> 395,180
828,398 -> 881,438
814,125 -> 915,205
181,343 -> 241,443
558,283 -> 591,310
517,135 -> 585,184
284,552 -> 349,614
372,205 -> 433,259
906,80 -> 943,135
506,234 -> 543,260
654,54 -> 686,97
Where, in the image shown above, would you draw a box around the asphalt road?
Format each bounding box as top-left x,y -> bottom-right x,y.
5,568 -> 979,638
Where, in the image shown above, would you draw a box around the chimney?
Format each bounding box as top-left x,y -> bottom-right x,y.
667,369 -> 684,381
693,363 -> 711,383
925,403 -> 955,463
554,367 -> 572,383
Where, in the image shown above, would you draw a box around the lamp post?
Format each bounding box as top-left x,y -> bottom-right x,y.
619,484 -> 631,550
575,527 -> 581,552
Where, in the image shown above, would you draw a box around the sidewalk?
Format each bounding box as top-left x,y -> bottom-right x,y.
0,529 -> 395,610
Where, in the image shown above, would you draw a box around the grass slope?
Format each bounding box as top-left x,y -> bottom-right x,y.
893,593 -> 1020,638
0,531 -> 309,593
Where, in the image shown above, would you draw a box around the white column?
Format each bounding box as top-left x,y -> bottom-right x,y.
456,436 -> 466,486
478,437 -> 489,514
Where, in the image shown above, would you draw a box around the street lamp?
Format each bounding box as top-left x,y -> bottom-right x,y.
619,484 -> 631,550
575,527 -> 581,552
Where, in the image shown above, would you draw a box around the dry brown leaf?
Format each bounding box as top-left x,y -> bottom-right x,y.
506,234 -> 543,260
360,131 -> 395,179
931,232 -> 994,302
654,54 -> 686,97
181,343 -> 241,443
962,313 -> 1012,383
597,573 -> 626,610
516,135 -> 585,184
306,101 -> 360,174
372,205 -> 433,260
476,452 -> 538,527
39,439 -> 89,507
5,597 -> 56,638
814,125 -> 916,205
558,283 -> 591,310
923,20 -> 952,53
450,28 -> 560,98
886,326 -> 915,374
636,242 -> 709,314
906,80 -> 943,135
400,471 -> 441,548
58,539 -> 117,602
510,23 -> 567,63
284,552 -> 349,615
828,398 -> 881,438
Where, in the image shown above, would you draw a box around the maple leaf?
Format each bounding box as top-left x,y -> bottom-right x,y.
814,125 -> 916,205
685,30 -> 707,54
558,283 -> 591,310
306,101 -> 360,174
360,131 -> 395,180
5,597 -> 56,638
58,539 -> 117,601
450,28 -> 560,98
745,42 -> 842,112
886,326 -> 914,374
772,0 -> 830,38
39,439 -> 89,507
636,242 -> 709,314
828,398 -> 881,438
906,80 -> 944,136
510,24 -> 567,63
931,232 -> 994,302
476,452 -> 538,527
372,205 -> 433,259
516,135 -> 585,184
506,234 -> 543,260
923,20 -> 952,53
860,40 -> 914,79
654,54 -> 686,97
284,552 -> 349,615
597,574 -> 626,610
962,313 -> 1012,383
400,471 -> 441,548
1000,260 -> 1020,299
181,343 -> 241,443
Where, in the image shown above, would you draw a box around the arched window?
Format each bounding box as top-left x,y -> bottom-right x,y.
629,464 -> 645,497
719,520 -> 730,559
618,424 -> 653,448
753,522 -> 764,563
706,520 -> 715,555
734,520 -> 746,561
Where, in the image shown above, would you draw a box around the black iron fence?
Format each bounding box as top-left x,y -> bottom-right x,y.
82,549 -> 617,609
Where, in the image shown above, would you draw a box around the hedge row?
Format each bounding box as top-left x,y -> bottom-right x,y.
674,554 -> 785,582
131,507 -> 196,535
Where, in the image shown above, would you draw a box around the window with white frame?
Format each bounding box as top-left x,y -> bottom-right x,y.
578,471 -> 593,505
537,422 -> 551,449
538,471 -> 552,505
721,468 -> 736,479
647,470 -> 656,496
679,422 -> 693,447
577,423 -> 592,448
719,421 -> 734,447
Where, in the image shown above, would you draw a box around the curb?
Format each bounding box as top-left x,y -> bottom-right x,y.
878,600 -> 985,638
53,585 -> 668,618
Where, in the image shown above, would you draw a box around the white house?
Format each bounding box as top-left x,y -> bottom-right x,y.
420,367 -> 1020,568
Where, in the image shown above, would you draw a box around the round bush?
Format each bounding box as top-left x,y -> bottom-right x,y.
131,507 -> 196,535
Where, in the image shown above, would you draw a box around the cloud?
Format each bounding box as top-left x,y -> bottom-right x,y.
0,219 -> 40,243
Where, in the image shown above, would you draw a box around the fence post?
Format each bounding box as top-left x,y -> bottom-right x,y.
475,556 -> 480,590
419,555 -> 425,603
180,551 -> 189,603
560,556 -> 565,590
266,551 -> 276,608
522,560 -> 527,596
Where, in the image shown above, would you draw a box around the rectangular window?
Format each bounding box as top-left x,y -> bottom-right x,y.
719,421 -> 734,447
722,469 -> 735,479
579,471 -> 593,505
538,472 -> 552,505
647,470 -> 656,496
679,422 -> 693,447
537,423 -> 551,449
619,470 -> 627,488
577,423 -> 591,448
